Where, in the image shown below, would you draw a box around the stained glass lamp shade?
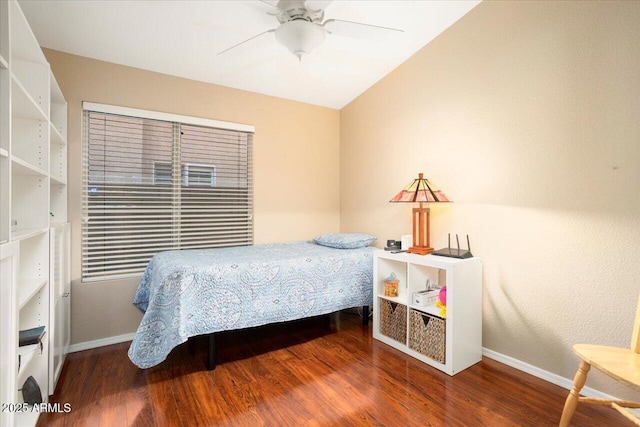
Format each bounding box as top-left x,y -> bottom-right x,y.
390,173 -> 450,255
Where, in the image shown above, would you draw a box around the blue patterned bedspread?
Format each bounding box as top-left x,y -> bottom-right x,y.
128,241 -> 375,368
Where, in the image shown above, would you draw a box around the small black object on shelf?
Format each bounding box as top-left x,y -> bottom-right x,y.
384,239 -> 402,251
19,326 -> 45,347
432,234 -> 473,259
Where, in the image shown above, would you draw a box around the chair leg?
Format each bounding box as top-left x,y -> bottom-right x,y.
559,360 -> 591,427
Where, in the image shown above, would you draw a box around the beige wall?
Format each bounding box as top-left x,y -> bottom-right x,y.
340,0 -> 640,397
44,49 -> 341,345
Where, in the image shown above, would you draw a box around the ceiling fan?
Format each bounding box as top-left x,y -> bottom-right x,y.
218,0 -> 404,61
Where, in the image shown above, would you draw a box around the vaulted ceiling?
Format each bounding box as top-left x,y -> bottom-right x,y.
20,0 -> 480,109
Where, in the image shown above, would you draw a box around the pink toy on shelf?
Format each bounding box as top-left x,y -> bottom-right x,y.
437,286 -> 447,318
438,286 -> 447,306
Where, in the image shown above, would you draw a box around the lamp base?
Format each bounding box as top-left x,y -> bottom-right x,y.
406,246 -> 434,255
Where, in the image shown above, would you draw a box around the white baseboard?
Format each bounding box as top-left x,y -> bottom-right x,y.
482,347 -> 616,400
69,332 -> 136,353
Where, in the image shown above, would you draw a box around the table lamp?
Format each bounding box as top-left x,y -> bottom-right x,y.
390,173 -> 450,255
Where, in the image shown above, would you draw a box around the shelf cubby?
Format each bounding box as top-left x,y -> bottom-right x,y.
17,231 -> 49,283
408,263 -> 444,294
12,117 -> 48,173
11,74 -> 48,122
374,255 -> 408,301
12,60 -> 50,117
18,285 -> 48,339
11,174 -> 48,233
18,278 -> 48,310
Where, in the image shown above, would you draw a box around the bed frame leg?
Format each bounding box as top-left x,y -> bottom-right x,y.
207,333 -> 216,370
362,306 -> 370,327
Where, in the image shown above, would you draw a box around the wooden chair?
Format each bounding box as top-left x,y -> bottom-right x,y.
559,296 -> 640,426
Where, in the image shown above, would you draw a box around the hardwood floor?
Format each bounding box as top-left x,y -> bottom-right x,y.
39,312 -> 624,426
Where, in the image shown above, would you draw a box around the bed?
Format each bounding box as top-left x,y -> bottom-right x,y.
128,238 -> 376,369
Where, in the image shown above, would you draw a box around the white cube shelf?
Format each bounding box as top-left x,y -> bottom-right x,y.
373,250 -> 482,376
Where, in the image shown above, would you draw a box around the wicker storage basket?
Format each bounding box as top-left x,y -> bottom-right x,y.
379,298 -> 407,343
409,309 -> 446,363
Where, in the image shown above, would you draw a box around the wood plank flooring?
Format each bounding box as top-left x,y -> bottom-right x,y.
39,312 -> 625,426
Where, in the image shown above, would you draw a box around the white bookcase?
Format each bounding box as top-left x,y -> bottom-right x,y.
373,250 -> 482,376
0,1 -> 69,425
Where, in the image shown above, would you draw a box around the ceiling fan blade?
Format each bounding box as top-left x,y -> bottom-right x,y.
323,19 -> 403,43
305,0 -> 333,12
218,29 -> 275,56
259,0 -> 280,8
258,0 -> 283,16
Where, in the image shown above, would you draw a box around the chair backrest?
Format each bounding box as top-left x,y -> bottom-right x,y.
632,294 -> 640,354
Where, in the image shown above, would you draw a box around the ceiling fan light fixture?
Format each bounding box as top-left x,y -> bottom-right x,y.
275,20 -> 325,61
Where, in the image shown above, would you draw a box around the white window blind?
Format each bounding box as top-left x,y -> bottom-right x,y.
82,106 -> 253,282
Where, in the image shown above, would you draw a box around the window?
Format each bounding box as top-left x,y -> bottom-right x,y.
82,103 -> 254,282
183,163 -> 216,187
153,162 -> 216,187
152,161 -> 172,186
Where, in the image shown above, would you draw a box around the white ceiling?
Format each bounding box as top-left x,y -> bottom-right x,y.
19,0 -> 480,109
